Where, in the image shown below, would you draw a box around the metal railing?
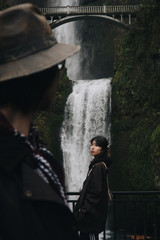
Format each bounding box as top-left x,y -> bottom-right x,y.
66,191 -> 160,240
40,5 -> 141,16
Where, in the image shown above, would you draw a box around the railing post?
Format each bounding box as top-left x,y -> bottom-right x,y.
67,5 -> 70,15
153,202 -> 158,240
113,202 -> 117,240
120,14 -> 123,22
123,202 -> 127,240
103,228 -> 106,240
143,202 -> 147,240
103,4 -> 106,14
128,14 -> 131,25
134,202 -> 137,239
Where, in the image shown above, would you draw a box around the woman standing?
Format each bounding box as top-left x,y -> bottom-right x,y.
74,136 -> 111,240
74,136 -> 112,240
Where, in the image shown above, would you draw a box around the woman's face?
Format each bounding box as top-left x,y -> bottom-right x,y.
90,140 -> 102,157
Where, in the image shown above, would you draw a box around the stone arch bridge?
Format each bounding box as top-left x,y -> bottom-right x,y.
40,5 -> 141,29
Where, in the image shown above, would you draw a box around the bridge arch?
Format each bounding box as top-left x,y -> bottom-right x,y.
50,15 -> 129,29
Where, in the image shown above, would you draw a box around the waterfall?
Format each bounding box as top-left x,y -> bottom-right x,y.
61,78 -> 111,192
50,0 -> 112,193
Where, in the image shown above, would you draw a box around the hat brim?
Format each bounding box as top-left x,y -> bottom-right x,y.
0,43 -> 80,82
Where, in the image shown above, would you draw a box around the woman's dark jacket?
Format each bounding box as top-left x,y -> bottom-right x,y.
0,134 -> 78,240
73,157 -> 111,234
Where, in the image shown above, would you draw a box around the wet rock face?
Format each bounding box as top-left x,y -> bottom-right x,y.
76,19 -> 116,79
111,0 -> 160,190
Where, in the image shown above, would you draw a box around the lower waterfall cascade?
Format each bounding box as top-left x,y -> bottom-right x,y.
61,78 -> 112,192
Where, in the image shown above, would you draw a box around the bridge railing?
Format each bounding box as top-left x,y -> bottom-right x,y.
40,5 -> 141,16
66,191 -> 160,240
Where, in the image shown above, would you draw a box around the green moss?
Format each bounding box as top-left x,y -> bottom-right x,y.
128,123 -> 154,190
111,2 -> 160,190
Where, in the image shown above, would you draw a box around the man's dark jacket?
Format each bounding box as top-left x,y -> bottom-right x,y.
0,135 -> 78,240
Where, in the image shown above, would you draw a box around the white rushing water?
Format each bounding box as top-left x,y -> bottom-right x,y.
52,0 -> 81,80
61,79 -> 112,192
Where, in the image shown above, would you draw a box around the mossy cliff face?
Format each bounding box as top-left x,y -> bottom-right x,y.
111,0 -> 160,190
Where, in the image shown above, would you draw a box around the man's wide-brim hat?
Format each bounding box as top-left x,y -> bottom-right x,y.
0,4 -> 80,82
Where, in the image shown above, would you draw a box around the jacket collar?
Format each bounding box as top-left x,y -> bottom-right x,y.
89,155 -> 112,170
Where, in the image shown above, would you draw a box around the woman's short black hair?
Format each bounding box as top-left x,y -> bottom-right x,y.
90,136 -> 109,151
0,65 -> 58,114
90,136 -> 112,164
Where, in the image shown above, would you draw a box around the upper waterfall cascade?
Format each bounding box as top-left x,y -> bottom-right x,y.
52,0 -> 81,80
61,79 -> 111,192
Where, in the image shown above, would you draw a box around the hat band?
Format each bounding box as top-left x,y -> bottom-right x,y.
0,34 -> 57,64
